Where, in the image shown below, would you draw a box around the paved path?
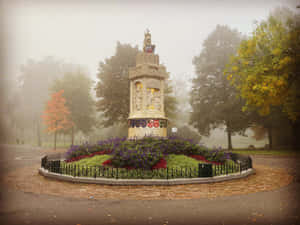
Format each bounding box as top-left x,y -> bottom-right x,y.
0,145 -> 300,225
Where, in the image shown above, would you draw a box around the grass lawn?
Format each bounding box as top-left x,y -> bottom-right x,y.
63,155 -> 111,167
232,150 -> 300,157
166,154 -> 206,168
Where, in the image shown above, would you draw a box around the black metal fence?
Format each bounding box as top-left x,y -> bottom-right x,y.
41,155 -> 252,179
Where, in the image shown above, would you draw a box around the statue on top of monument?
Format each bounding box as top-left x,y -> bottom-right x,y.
143,29 -> 155,53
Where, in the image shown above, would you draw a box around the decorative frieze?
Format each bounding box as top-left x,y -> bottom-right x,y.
128,119 -> 168,128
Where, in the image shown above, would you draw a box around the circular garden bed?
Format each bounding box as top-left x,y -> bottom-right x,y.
40,136 -> 253,184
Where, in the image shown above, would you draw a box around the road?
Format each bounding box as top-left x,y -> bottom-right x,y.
0,144 -> 299,225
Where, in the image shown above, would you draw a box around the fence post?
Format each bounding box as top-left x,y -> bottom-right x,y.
59,161 -> 62,174
248,157 -> 252,169
166,168 -> 169,180
226,164 -> 228,175
41,156 -> 48,168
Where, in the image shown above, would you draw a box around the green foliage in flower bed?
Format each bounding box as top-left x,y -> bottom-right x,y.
166,154 -> 203,168
64,155 -> 111,167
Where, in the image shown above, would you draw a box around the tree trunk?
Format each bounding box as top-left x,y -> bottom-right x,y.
71,127 -> 74,146
267,126 -> 273,150
37,119 -> 41,147
54,130 -> 57,150
291,122 -> 300,150
227,129 -> 233,150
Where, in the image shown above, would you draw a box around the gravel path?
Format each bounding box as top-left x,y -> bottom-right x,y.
0,144 -> 299,225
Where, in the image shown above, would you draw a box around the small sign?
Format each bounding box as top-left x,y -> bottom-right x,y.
171,127 -> 177,133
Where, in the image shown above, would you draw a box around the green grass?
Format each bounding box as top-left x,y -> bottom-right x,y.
63,155 -> 111,167
166,154 -> 206,168
232,150 -> 300,156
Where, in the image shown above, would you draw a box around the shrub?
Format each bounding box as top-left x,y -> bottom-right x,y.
65,145 -> 89,160
111,143 -> 163,169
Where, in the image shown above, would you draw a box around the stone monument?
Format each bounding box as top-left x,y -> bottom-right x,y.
128,30 -> 169,139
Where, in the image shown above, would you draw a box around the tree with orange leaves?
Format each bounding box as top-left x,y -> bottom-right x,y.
42,90 -> 73,150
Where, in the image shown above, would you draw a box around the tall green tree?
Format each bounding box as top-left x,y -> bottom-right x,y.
190,25 -> 250,150
96,42 -> 138,127
51,71 -> 96,145
164,81 -> 178,121
95,42 -> 177,127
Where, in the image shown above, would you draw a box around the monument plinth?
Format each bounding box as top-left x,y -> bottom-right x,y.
128,30 -> 168,139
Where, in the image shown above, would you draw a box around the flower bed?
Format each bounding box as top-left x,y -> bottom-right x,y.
64,136 -> 234,170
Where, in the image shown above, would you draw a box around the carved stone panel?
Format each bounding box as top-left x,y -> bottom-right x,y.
134,81 -> 143,111
146,79 -> 161,111
146,88 -> 161,110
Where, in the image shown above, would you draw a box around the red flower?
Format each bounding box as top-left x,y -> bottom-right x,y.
102,159 -> 112,166
124,165 -> 135,170
151,158 -> 167,170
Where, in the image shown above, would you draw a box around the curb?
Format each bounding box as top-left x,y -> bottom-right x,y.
38,168 -> 255,186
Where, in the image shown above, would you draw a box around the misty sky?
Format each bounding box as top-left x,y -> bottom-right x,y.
2,0 -> 298,83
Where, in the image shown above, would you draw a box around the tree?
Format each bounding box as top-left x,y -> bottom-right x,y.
225,8 -> 300,121
51,71 -> 96,145
247,108 -> 292,149
95,42 -> 177,127
164,81 -> 178,121
42,90 -> 73,150
190,25 -> 250,150
168,76 -> 192,126
168,125 -> 201,143
225,7 -> 300,149
96,42 -> 138,127
17,56 -> 65,146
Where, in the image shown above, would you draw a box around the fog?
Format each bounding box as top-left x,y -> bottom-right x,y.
1,0 -> 298,148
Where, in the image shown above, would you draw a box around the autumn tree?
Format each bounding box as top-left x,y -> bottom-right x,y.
190,25 -> 250,150
225,7 -> 300,149
42,90 -> 73,150
95,42 -> 177,127
51,71 -> 96,145
225,8 -> 299,121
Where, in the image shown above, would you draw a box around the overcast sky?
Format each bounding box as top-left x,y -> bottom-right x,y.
2,0 -> 298,83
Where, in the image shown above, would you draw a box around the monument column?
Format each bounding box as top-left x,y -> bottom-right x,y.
128,30 -> 168,139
